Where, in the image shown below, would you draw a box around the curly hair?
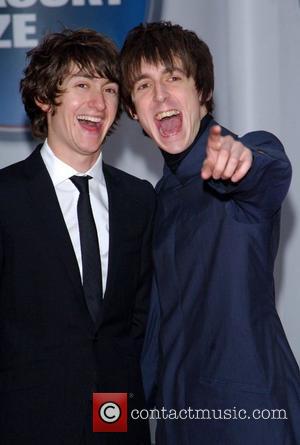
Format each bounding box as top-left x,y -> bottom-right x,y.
20,28 -> 121,139
120,21 -> 214,117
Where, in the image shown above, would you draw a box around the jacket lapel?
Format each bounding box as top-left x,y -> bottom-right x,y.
102,164 -> 121,307
23,147 -> 84,301
102,164 -> 138,309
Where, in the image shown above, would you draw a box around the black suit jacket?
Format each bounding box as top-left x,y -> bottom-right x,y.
0,147 -> 156,445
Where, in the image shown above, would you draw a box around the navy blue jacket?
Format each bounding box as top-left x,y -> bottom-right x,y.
142,120 -> 300,444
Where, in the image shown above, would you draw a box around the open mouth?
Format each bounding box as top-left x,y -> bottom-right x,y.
77,114 -> 102,131
155,109 -> 182,137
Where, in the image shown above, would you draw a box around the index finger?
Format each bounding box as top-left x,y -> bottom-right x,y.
207,125 -> 222,149
208,125 -> 222,139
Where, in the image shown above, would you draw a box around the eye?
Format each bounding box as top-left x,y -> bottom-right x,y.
76,83 -> 88,89
105,86 -> 118,95
168,75 -> 181,82
135,81 -> 151,92
103,81 -> 119,95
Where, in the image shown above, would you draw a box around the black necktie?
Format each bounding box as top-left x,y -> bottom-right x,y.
70,175 -> 103,323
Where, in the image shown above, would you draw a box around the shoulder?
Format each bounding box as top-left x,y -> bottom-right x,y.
0,159 -> 29,216
217,122 -> 290,165
103,163 -> 156,211
219,124 -> 284,152
0,158 -> 27,188
239,130 -> 290,168
0,145 -> 41,178
239,130 -> 284,149
0,146 -> 42,196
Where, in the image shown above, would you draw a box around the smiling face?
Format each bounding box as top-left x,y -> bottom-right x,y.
131,59 -> 208,154
38,64 -> 119,171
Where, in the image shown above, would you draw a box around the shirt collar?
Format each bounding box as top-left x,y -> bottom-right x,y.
40,139 -> 105,186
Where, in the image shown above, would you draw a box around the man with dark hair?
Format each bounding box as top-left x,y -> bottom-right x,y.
120,21 -> 300,444
0,29 -> 155,445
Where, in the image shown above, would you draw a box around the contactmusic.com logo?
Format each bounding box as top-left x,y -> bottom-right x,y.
93,393 -> 128,432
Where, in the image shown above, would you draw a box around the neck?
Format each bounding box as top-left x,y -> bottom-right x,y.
48,145 -> 101,173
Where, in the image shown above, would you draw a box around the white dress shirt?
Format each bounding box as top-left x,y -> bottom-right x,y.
41,140 -> 109,296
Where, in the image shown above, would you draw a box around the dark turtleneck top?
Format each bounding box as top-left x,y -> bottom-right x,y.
160,113 -> 213,173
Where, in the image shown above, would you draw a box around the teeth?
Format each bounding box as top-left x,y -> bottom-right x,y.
77,115 -> 102,123
156,110 -> 180,120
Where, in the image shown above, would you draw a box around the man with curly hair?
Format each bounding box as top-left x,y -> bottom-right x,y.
0,29 -> 155,445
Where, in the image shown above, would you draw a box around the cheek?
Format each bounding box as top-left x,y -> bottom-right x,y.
134,108 -> 147,126
109,96 -> 119,109
185,106 -> 200,127
108,105 -> 118,121
134,98 -> 149,119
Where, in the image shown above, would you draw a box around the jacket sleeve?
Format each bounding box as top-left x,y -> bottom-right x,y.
207,131 -> 292,221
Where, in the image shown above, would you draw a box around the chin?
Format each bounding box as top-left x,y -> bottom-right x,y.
157,134 -> 189,154
161,145 -> 187,154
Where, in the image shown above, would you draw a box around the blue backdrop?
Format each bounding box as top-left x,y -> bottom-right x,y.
0,0 -> 157,130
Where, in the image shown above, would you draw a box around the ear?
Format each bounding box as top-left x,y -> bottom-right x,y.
206,90 -> 213,101
199,90 -> 212,103
129,109 -> 138,120
35,98 -> 51,113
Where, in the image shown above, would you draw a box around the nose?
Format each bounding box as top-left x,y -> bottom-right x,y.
153,82 -> 168,103
88,90 -> 106,110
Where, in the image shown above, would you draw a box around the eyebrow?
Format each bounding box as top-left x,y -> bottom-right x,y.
69,72 -> 118,84
70,72 -> 96,80
133,66 -> 186,84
